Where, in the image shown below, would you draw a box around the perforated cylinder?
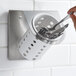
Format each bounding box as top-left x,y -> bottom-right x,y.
17,11 -> 64,60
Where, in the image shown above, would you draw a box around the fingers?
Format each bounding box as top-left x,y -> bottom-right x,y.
70,14 -> 76,29
70,14 -> 76,22
68,6 -> 76,30
68,6 -> 76,14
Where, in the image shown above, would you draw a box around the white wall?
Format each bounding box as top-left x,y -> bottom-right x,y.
0,0 -> 76,76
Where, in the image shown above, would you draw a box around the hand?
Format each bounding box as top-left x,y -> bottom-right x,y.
68,6 -> 76,30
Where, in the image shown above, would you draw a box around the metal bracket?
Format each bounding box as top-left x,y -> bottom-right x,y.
8,11 -> 27,60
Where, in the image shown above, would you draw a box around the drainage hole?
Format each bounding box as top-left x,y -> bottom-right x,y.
43,45 -> 46,48
40,49 -> 43,51
26,35 -> 27,37
35,55 -> 38,57
33,58 -> 36,60
36,25 -> 39,27
38,21 -> 41,24
50,21 -> 54,25
33,40 -> 36,43
26,50 -> 29,53
40,17 -> 44,20
19,45 -> 20,48
21,42 -> 23,44
47,25 -> 51,28
29,32 -> 30,34
24,38 -> 25,41
31,44 -> 34,46
28,47 -> 31,50
38,52 -> 41,54
23,53 -> 26,56
25,58 -> 28,60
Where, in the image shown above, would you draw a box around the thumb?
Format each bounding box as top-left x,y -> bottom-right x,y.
70,14 -> 76,29
70,14 -> 76,22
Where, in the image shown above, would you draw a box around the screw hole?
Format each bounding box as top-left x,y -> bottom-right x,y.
19,16 -> 22,19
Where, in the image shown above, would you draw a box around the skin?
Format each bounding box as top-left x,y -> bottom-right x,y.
68,6 -> 76,30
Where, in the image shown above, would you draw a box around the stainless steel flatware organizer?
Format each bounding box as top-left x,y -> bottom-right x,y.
8,11 -> 67,60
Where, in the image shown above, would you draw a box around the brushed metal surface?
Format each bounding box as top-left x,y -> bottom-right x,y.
8,11 -> 29,60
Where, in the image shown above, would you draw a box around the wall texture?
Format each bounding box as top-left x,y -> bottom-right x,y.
0,0 -> 76,76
